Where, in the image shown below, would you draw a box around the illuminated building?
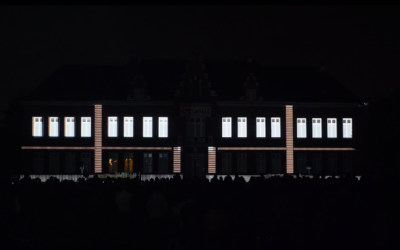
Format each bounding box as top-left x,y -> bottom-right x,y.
20,54 -> 365,177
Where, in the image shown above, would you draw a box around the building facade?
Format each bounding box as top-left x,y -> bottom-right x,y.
20,55 -> 365,178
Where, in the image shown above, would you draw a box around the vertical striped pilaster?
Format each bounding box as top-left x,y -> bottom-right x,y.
286,105 -> 294,173
94,105 -> 102,173
208,147 -> 216,173
173,147 -> 181,173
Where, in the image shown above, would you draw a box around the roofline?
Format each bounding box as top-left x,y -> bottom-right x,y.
216,101 -> 362,107
20,100 -> 175,106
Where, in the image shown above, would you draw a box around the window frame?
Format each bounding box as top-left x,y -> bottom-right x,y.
124,116 -> 134,138
65,117 -> 75,137
158,117 -> 168,138
108,116 -> 118,137
237,117 -> 247,138
327,118 -> 337,138
48,117 -> 59,137
312,118 -> 322,138
271,117 -> 281,138
222,117 -> 232,138
143,117 -> 153,138
343,118 -> 352,138
32,117 -> 43,137
81,117 -> 92,137
297,118 -> 307,138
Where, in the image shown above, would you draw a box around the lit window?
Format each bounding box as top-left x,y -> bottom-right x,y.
222,117 -> 232,138
312,118 -> 322,138
327,118 -> 337,138
343,118 -> 352,138
143,117 -> 153,137
159,117 -> 168,138
108,117 -> 118,137
124,153 -> 134,172
238,117 -> 247,138
81,117 -> 91,137
65,117 -> 75,137
256,117 -> 266,138
271,117 -> 281,138
124,117 -> 134,137
49,117 -> 59,137
108,153 -> 118,172
297,118 -> 307,138
32,117 -> 43,137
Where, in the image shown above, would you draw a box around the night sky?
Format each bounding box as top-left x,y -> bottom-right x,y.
1,5 -> 400,117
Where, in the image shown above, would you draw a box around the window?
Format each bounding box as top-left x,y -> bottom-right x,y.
312,153 -> 322,174
246,89 -> 256,101
237,153 -> 247,174
108,153 -> 118,172
49,153 -> 60,173
343,118 -> 352,138
238,117 -> 247,138
124,153 -> 134,172
297,118 -> 307,138
143,117 -> 153,137
222,117 -> 232,138
256,153 -> 266,174
221,153 -> 232,174
271,153 -> 281,174
65,153 -> 75,174
33,117 -> 43,137
327,118 -> 337,138
343,153 -> 353,174
159,153 -> 168,173
312,118 -> 322,138
65,117 -> 75,137
108,117 -> 118,137
186,118 -> 205,141
143,153 -> 153,173
81,117 -> 91,137
33,153 -> 44,173
49,117 -> 59,137
256,117 -> 266,138
271,118 -> 281,138
328,153 -> 337,175
159,117 -> 168,138
297,153 -> 307,174
124,117 -> 134,137
81,153 -> 92,173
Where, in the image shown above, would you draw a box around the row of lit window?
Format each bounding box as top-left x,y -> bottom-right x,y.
32,116 -> 168,138
222,117 -> 352,138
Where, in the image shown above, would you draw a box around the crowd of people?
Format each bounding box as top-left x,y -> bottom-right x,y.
0,173 -> 397,250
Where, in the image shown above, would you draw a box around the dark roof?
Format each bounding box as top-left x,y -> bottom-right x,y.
24,59 -> 361,104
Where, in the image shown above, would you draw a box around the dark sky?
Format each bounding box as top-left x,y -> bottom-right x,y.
1,5 -> 400,117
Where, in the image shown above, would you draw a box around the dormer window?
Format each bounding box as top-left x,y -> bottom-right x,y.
246,89 -> 256,101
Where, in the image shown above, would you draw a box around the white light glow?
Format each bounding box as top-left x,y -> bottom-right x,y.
297,118 -> 307,138
271,117 -> 281,138
327,118 -> 337,138
238,117 -> 247,138
256,117 -> 266,138
158,117 -> 168,138
65,117 -> 75,137
222,117 -> 232,138
108,117 -> 118,137
143,117 -> 153,137
312,118 -> 322,138
124,117 -> 134,137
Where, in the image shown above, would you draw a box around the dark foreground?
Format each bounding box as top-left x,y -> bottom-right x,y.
0,174 -> 398,250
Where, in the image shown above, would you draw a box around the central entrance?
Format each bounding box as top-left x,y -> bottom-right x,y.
185,153 -> 206,179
